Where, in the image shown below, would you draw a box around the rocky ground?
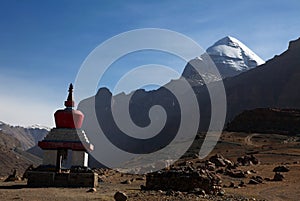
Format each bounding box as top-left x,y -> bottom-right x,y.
1,131 -> 300,201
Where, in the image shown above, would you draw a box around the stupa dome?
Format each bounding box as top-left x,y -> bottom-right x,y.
54,84 -> 84,129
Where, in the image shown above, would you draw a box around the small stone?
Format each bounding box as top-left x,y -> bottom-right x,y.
193,153 -> 200,159
121,179 -> 131,184
166,190 -> 175,196
264,177 -> 271,181
249,179 -> 260,185
229,182 -> 235,188
273,172 -> 284,181
217,189 -> 225,196
174,191 -> 182,197
135,177 -> 144,180
86,188 -> 96,193
193,188 -> 206,196
114,191 -> 128,201
216,168 -> 224,174
226,170 -> 246,178
238,181 -> 246,187
249,176 -> 263,184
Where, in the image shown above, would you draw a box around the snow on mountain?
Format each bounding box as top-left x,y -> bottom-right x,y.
27,124 -> 51,131
182,36 -> 265,85
207,36 -> 265,76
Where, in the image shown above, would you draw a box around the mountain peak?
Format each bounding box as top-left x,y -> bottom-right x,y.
182,36 -> 265,84
213,36 -> 241,47
206,36 -> 265,76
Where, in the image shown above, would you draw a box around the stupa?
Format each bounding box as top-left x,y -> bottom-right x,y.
27,84 -> 97,187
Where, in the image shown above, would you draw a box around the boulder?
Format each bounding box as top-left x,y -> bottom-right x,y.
273,166 -> 289,172
114,191 -> 128,201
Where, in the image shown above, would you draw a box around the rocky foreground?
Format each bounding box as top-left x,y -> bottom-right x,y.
1,131 -> 300,200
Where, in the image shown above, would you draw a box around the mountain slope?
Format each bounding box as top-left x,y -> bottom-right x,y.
0,131 -> 42,177
0,121 -> 49,150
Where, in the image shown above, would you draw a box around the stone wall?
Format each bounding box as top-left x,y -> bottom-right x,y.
27,171 -> 98,187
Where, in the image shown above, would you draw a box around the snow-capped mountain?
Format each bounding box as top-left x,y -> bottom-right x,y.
0,121 -> 49,150
182,36 -> 265,85
207,36 -> 265,77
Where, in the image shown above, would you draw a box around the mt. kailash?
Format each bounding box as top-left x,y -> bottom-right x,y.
182,36 -> 265,85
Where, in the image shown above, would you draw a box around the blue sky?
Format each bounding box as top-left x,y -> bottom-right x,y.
0,0 -> 300,126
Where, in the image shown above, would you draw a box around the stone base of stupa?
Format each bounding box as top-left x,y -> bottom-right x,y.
27,171 -> 98,187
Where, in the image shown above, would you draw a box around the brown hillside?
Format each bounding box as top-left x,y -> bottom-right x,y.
0,131 -> 41,178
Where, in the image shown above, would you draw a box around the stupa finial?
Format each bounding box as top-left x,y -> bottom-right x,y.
64,83 -> 75,107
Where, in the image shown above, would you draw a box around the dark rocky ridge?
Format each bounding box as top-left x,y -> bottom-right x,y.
226,108 -> 300,134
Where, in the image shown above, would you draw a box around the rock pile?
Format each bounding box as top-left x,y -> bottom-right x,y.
143,153 -> 288,198
144,166 -> 223,195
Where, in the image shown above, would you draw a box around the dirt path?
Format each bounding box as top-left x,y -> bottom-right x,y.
244,134 -> 260,146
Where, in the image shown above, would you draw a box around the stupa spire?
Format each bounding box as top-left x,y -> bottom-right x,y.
64,83 -> 75,108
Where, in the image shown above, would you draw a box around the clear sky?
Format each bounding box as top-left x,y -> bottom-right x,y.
0,0 -> 300,127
